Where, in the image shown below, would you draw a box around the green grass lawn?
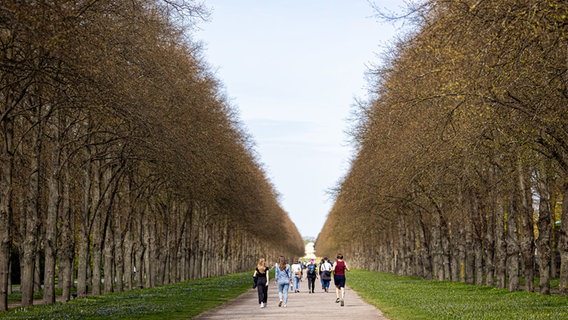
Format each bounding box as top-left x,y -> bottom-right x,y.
1,272 -> 253,319
348,270 -> 568,320
3,269 -> 566,319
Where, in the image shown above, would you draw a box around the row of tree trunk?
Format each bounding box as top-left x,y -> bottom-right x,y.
0,0 -> 304,312
317,0 -> 568,295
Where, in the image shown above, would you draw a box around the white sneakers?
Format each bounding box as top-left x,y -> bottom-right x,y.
260,302 -> 265,308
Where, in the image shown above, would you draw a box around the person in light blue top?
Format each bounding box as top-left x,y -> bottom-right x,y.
275,256 -> 292,307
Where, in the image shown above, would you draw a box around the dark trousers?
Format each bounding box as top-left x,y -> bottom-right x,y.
256,277 -> 268,304
307,276 -> 316,292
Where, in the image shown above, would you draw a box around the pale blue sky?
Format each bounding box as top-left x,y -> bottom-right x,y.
196,1 -> 401,238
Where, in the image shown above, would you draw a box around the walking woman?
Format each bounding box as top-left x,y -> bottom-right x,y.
333,253 -> 350,306
275,257 -> 292,307
253,258 -> 269,308
306,259 -> 318,293
319,258 -> 325,291
320,257 -> 333,293
291,258 -> 302,293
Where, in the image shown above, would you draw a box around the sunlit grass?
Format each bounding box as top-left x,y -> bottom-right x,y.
349,270 -> 568,320
1,272 -> 252,319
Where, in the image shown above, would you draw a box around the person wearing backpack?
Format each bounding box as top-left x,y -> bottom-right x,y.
275,257 -> 293,307
306,259 -> 318,293
320,257 -> 333,293
291,258 -> 302,293
319,258 -> 325,291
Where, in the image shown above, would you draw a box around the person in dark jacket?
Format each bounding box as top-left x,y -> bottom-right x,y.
306,259 -> 318,293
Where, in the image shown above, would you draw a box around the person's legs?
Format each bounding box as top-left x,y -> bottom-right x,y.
257,282 -> 263,304
337,276 -> 346,306
293,276 -> 298,292
278,282 -> 284,305
283,283 -> 289,305
262,284 -> 268,304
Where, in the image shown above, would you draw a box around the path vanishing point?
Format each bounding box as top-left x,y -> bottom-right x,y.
193,270 -> 388,320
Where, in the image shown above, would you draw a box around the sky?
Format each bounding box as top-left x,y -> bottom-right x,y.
195,0 -> 402,238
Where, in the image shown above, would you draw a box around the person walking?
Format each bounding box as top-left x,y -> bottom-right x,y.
275,257 -> 293,307
319,258 -> 325,291
291,258 -> 302,293
320,257 -> 333,293
253,258 -> 269,308
333,253 -> 350,306
306,259 -> 318,293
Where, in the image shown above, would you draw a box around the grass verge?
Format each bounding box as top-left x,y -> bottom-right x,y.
1,272 -> 252,319
349,270 -> 568,320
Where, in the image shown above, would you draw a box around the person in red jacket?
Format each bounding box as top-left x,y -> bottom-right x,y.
332,253 -> 350,306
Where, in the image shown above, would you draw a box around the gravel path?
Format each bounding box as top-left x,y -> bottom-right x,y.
193,272 -> 388,319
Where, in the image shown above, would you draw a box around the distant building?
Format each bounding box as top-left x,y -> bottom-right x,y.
303,242 -> 317,260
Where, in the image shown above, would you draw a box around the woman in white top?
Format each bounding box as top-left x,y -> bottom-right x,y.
291,258 -> 302,293
320,257 -> 333,293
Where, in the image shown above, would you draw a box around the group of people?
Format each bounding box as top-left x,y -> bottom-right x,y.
252,254 -> 350,308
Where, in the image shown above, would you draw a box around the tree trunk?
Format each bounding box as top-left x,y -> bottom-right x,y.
34,254 -> 41,293
0,108 -> 14,312
145,209 -> 156,288
91,163 -> 102,296
518,166 -> 535,292
396,215 -> 407,276
59,163 -> 73,302
134,206 -> 145,289
441,215 -> 452,281
536,175 -> 552,294
21,111 -> 42,306
103,223 -> 114,293
123,227 -> 133,291
559,182 -> 568,293
431,207 -> 444,280
551,197 -> 559,278
114,202 -> 125,293
495,193 -> 507,289
507,197 -> 520,291
464,210 -> 475,285
474,237 -> 483,286
485,193 -> 495,287
43,126 -> 61,304
77,148 -> 92,298
417,212 -> 431,279
76,228 -> 90,297
457,220 -> 466,282
472,196 -> 484,286
103,166 -> 117,294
